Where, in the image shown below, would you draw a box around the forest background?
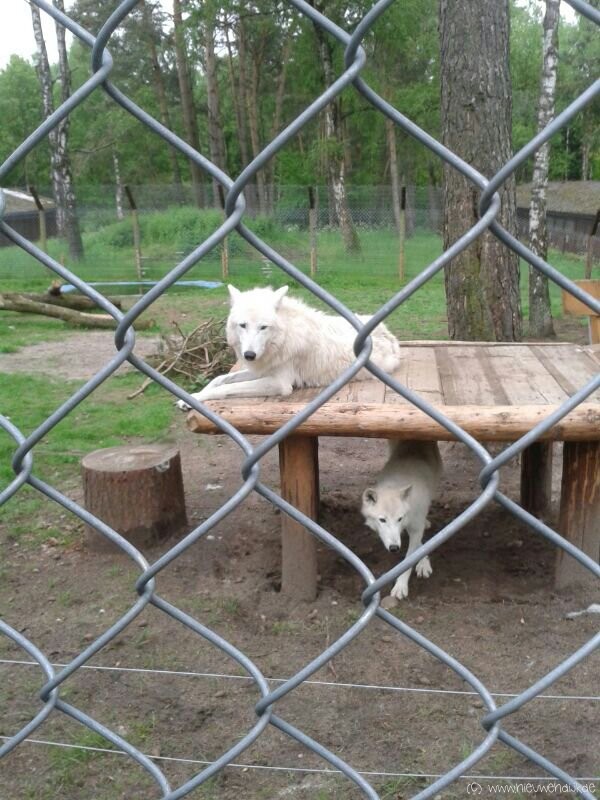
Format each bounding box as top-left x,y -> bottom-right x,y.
1,0 -> 597,209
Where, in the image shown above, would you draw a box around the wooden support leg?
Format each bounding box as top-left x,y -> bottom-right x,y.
278,435 -> 319,602
520,442 -> 553,519
555,441 -> 600,589
589,316 -> 600,345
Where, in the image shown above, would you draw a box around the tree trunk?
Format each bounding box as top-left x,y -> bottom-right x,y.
236,20 -> 257,213
312,15 -> 360,254
528,0 -> 560,340
386,117 -> 402,234
142,0 -> 183,193
582,140 -> 590,181
440,0 -> 521,342
173,0 -> 204,208
113,149 -> 125,220
427,162 -> 441,232
30,4 -> 64,235
224,20 -> 250,169
53,0 -> 84,260
266,36 -> 292,213
244,34 -> 268,216
205,18 -> 227,208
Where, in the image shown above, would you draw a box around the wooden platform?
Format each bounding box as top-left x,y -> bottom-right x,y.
187,342 -> 600,599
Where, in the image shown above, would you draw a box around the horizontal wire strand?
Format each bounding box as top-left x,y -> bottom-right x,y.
1,658 -> 598,702
2,735 -> 598,784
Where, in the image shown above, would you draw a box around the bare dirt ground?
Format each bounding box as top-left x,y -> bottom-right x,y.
0,331 -> 161,381
0,322 -> 598,800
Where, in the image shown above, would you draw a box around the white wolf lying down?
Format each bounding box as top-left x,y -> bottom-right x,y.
361,440 -> 443,601
177,284 -> 401,407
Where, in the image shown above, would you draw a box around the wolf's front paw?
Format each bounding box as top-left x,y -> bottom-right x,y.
416,556 -> 432,579
176,391 -> 204,411
390,577 -> 409,601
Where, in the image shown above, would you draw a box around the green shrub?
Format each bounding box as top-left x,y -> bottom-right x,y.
86,206 -> 285,257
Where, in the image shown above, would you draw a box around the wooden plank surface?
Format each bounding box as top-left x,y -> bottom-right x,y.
486,345 -> 568,404
348,378 -> 386,403
435,345 -> 504,405
532,345 -> 600,400
385,347 -> 444,405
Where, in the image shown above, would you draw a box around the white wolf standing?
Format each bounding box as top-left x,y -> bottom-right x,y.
361,440 -> 443,601
178,284 -> 401,407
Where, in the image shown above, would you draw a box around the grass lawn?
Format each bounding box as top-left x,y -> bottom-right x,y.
0,372 -> 174,547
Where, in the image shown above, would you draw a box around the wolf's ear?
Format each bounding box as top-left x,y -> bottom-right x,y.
273,285 -> 289,307
363,488 -> 377,505
227,285 -> 241,303
399,484 -> 413,500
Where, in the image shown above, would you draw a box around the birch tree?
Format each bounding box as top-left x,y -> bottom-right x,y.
30,0 -> 83,259
30,2 -> 63,228
311,3 -> 360,254
53,0 -> 84,259
112,148 -> 125,220
528,0 -> 560,339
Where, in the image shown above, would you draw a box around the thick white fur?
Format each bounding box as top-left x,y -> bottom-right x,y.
361,440 -> 442,601
177,285 -> 401,407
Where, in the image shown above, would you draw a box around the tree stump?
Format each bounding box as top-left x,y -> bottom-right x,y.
82,444 -> 187,551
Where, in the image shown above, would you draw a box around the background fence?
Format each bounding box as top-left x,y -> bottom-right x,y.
1,0 -> 599,798
1,183 -> 597,288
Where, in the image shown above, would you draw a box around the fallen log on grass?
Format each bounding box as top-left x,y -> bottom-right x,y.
2,291 -> 123,312
0,294 -> 152,330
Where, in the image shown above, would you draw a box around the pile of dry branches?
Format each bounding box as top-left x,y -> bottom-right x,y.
129,318 -> 234,399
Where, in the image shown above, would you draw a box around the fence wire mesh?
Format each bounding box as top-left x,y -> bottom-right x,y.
1,0 -> 599,797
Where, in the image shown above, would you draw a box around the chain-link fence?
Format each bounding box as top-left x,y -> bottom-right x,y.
1,0 -> 599,798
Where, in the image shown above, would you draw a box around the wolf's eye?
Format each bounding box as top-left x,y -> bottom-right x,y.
397,517 -> 403,523
239,323 -> 247,329
378,517 -> 386,523
259,325 -> 269,331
